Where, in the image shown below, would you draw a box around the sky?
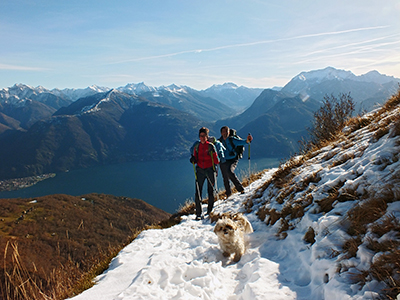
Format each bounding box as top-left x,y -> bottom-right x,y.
67,100 -> 400,299
1,0 -> 400,90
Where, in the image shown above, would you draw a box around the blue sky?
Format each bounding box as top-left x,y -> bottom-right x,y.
1,0 -> 399,90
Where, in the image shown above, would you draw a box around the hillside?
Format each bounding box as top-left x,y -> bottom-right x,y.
0,90 -> 205,180
0,193 -> 170,300
70,90 -> 400,299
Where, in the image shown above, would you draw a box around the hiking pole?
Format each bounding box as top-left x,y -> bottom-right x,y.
193,162 -> 202,202
248,133 -> 251,179
206,173 -> 220,200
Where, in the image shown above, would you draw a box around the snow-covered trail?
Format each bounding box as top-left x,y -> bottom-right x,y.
70,171 -> 296,300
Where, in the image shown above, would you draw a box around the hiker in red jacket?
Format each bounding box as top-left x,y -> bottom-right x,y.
190,127 -> 219,220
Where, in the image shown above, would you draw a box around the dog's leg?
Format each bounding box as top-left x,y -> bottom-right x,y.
233,252 -> 242,262
223,251 -> 230,257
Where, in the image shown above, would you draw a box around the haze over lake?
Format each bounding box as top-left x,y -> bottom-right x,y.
0,157 -> 281,213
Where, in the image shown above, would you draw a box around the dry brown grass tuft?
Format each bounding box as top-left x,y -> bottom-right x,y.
342,236 -> 362,258
346,198 -> 388,236
240,171 -> 265,188
346,115 -> 373,132
381,87 -> 400,111
330,152 -> 355,167
390,113 -> 400,138
370,214 -> 400,237
369,248 -> 400,299
373,126 -> 390,142
272,156 -> 305,189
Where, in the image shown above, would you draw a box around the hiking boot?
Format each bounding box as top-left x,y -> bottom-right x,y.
195,215 -> 203,221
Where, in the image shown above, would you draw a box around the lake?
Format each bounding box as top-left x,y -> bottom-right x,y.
0,157 -> 281,213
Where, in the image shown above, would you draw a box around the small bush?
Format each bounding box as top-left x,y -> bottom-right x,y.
307,93 -> 355,148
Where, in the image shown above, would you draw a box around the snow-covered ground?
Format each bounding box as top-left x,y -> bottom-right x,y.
70,102 -> 400,300
70,174 -> 299,300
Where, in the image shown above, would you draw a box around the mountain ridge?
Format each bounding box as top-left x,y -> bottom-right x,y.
0,67 -> 399,180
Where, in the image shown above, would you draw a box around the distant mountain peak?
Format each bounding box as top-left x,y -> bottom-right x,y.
208,82 -> 239,90
118,82 -> 156,95
295,67 -> 355,83
358,70 -> 396,84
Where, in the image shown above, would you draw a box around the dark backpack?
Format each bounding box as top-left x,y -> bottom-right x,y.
228,129 -> 245,159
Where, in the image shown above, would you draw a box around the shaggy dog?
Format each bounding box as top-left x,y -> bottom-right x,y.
213,213 -> 253,262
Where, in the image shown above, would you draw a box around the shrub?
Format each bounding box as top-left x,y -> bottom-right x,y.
307,93 -> 355,148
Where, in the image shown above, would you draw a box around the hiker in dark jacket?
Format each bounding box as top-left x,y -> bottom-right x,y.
190,127 -> 220,220
219,126 -> 253,199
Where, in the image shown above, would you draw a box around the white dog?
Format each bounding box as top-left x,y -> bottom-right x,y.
214,213 -> 253,262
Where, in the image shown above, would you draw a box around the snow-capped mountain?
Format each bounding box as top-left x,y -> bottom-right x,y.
357,70 -> 398,84
282,67 -> 400,111
291,67 -> 356,84
202,82 -> 264,111
0,83 -> 71,108
118,83 -> 235,122
51,85 -> 110,101
0,84 -> 72,129
116,82 -> 157,95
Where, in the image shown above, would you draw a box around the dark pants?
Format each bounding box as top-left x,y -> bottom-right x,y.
194,166 -> 216,217
220,159 -> 244,197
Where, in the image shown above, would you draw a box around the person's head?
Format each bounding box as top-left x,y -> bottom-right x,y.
220,126 -> 229,139
199,127 -> 209,143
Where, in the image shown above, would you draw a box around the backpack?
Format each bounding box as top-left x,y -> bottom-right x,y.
193,141 -> 217,170
228,129 -> 245,159
193,141 -> 216,160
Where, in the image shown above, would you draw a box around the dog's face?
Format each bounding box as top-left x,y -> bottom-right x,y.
214,218 -> 238,240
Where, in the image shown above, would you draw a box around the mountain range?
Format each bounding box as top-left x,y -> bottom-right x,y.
0,67 -> 398,180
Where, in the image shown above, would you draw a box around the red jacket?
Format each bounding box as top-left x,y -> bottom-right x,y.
193,141 -> 219,169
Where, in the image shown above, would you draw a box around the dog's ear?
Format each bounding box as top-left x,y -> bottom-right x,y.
214,222 -> 222,233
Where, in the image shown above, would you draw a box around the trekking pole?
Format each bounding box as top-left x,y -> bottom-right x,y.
248,133 -> 251,179
193,162 -> 202,202
206,173 -> 220,200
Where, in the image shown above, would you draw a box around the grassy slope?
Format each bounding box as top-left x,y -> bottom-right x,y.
0,193 -> 170,299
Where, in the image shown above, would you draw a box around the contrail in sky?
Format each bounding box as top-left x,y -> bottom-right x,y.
109,25 -> 390,64
0,63 -> 48,71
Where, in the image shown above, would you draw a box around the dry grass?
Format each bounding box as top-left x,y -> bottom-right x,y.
271,156 -> 305,189
342,236 -> 362,259
369,248 -> 400,299
354,213 -> 400,298
346,198 -> 388,236
346,115 -> 373,132
381,86 -> 400,111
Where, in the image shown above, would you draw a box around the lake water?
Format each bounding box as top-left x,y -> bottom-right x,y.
0,157 -> 281,213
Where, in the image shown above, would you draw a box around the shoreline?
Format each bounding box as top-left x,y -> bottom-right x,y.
0,173 -> 56,192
